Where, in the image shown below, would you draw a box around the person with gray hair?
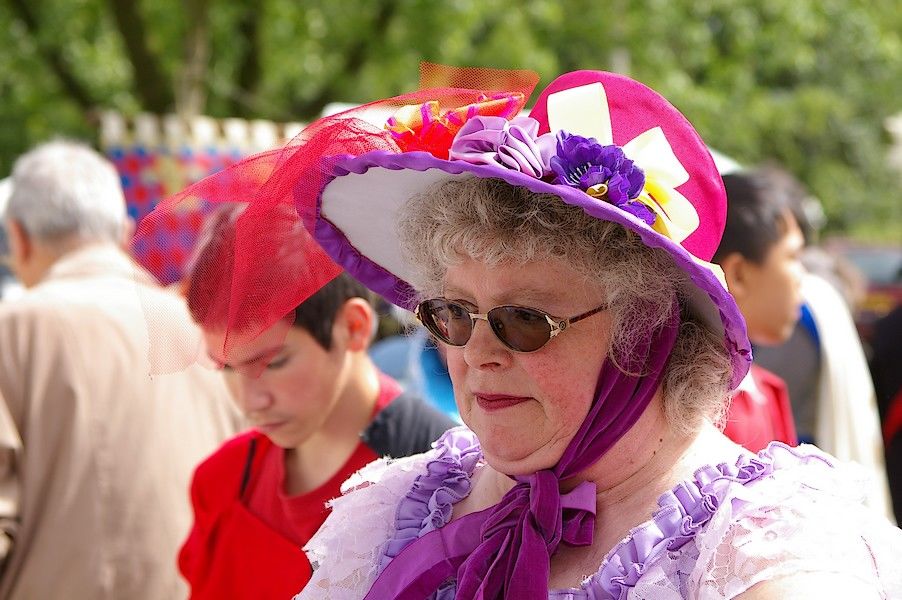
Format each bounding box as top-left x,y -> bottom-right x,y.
0,140 -> 242,598
4,140 -> 129,286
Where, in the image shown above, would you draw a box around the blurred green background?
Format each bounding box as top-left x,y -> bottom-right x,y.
1,0 -> 900,241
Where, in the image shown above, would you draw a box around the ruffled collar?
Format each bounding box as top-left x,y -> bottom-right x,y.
378,427 -> 834,599
589,442 -> 833,599
378,427 -> 483,575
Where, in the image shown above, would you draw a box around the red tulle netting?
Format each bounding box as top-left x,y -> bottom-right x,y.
131,64 -> 539,372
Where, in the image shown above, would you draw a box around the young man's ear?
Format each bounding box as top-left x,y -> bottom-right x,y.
719,252 -> 751,300
336,298 -> 376,352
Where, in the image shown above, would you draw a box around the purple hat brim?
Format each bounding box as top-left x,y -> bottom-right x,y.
315,150 -> 750,389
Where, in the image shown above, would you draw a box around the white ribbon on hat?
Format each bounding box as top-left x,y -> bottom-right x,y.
546,83 -> 700,244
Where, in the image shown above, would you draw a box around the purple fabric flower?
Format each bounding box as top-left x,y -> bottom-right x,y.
449,116 -> 556,178
550,132 -> 655,225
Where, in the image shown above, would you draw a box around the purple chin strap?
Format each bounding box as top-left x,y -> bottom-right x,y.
363,302 -> 682,600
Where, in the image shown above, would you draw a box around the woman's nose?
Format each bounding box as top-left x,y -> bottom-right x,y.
463,318 -> 511,369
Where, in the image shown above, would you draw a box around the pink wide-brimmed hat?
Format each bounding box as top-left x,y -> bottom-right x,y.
136,65 -> 750,387
315,69 -> 750,388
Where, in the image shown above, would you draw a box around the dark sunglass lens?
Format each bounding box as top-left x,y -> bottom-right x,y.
491,306 -> 551,352
423,300 -> 472,346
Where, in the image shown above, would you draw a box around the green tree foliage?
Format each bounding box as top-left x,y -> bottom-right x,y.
1,0 -> 899,239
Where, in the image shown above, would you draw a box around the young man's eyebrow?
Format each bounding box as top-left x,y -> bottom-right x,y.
210,345 -> 285,368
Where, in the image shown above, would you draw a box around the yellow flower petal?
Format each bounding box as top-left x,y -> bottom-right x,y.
637,178 -> 700,243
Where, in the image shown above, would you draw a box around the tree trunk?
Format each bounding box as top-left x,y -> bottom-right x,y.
107,0 -> 173,113
290,0 -> 397,119
177,0 -> 211,117
231,0 -> 262,117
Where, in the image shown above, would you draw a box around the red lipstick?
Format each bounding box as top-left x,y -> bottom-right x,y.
475,393 -> 531,411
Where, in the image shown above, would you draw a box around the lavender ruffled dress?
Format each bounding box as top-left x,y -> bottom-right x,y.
296,427 -> 902,599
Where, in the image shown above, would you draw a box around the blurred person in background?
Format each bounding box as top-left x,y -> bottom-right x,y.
713,168 -> 802,452
0,179 -> 23,302
751,167 -> 893,520
0,140 -> 241,599
369,307 -> 460,422
751,175 -> 828,445
178,204 -> 454,599
868,305 -> 902,521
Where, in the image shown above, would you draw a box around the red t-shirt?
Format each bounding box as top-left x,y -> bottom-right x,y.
179,374 -> 401,599
723,364 -> 798,452
245,374 -> 398,546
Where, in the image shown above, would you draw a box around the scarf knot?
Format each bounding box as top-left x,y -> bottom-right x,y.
454,470 -> 597,599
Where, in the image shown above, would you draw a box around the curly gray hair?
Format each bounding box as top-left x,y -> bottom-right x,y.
397,176 -> 732,435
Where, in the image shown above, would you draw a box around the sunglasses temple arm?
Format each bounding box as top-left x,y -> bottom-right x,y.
566,303 -> 609,325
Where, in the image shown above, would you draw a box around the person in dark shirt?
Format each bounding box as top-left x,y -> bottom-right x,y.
871,305 -> 902,522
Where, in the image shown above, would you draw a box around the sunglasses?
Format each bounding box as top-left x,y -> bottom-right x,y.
415,298 -> 608,353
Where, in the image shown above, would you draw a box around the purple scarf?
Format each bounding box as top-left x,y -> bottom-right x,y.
363,304 -> 681,599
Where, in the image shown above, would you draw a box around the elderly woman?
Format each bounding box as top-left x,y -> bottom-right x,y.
149,68 -> 902,599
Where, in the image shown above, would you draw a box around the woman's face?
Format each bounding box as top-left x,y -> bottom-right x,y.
442,257 -> 612,475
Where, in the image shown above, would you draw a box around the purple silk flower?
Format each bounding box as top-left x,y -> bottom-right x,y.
550,132 -> 656,225
449,116 -> 556,178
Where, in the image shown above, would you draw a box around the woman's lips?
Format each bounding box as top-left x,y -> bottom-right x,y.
475,393 -> 532,411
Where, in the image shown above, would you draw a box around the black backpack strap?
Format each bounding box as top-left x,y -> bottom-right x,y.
238,437 -> 259,500
361,392 -> 457,458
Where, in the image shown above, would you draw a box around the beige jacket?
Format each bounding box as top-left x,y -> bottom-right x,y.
0,245 -> 242,599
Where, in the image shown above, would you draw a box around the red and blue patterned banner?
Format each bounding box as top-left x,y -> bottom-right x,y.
101,113 -> 303,285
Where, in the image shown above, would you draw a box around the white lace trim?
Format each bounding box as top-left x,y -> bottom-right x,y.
635,457 -> 902,599
294,452 -> 434,600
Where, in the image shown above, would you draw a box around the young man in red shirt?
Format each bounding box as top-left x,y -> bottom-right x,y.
178,206 -> 455,599
714,167 -> 805,451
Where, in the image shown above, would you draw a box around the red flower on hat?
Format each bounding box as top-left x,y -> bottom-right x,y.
385,93 -> 525,159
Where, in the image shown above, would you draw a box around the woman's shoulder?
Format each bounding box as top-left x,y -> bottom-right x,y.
335,426 -> 480,496
319,426 -> 481,543
595,441 -> 902,599
693,442 -> 902,596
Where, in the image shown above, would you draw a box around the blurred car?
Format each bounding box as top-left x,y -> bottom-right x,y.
828,241 -> 902,346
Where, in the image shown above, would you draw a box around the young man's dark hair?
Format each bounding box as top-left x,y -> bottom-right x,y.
292,271 -> 374,349
714,166 -> 804,265
186,203 -> 376,349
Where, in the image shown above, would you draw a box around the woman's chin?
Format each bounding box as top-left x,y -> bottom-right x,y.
478,435 -> 562,475
462,406 -> 562,472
